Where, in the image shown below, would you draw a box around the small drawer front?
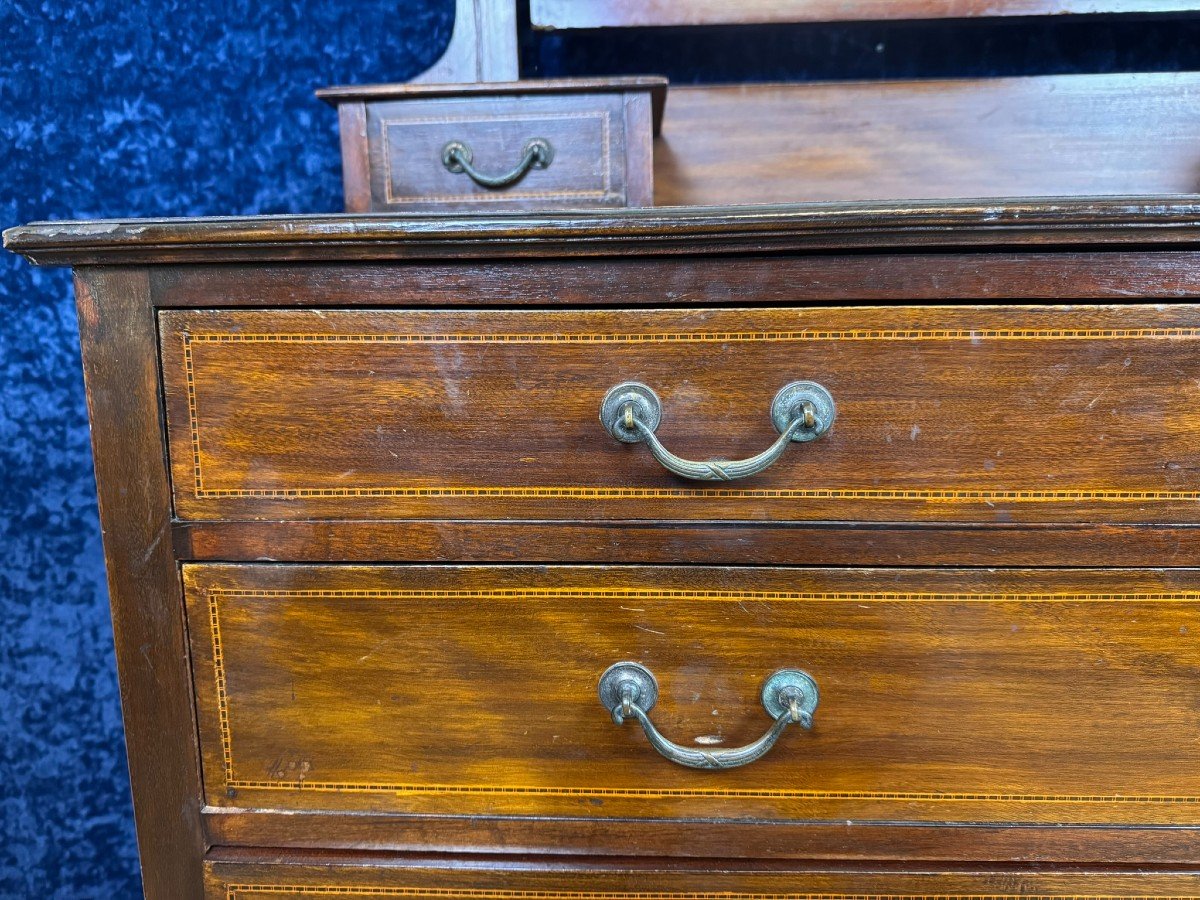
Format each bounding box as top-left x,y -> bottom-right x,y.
161,305 -> 1200,524
205,861 -> 1200,900
360,92 -> 646,211
186,563 -> 1200,826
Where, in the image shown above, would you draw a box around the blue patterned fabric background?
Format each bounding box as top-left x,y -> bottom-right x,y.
4,3 -> 1200,895
1,2 -> 450,895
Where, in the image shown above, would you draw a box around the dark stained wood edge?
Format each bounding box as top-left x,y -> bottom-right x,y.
203,846 -> 1200,875
316,76 -> 668,102
146,252 -> 1200,308
318,77 -> 668,136
173,520 -> 1200,567
204,846 -> 1200,876
75,267 -> 207,899
336,103 -> 371,214
10,196 -> 1200,266
202,810 -> 1200,865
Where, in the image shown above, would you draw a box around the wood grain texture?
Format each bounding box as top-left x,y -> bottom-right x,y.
12,197 -> 1200,265
531,0 -> 1200,26
173,521 -> 1200,567
146,252 -> 1200,309
75,268 -> 207,899
202,810 -> 1200,862
319,78 -> 664,212
32,198 -> 1200,888
203,856 -> 1200,900
656,76 -> 1200,206
185,563 -> 1200,827
161,305 -> 1200,524
358,91 -> 644,212
337,102 -> 371,214
316,79 -> 669,136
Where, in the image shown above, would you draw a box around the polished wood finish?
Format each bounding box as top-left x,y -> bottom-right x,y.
206,855 -> 1200,899
323,84 -> 659,212
173,521 -> 1200,568
330,60 -> 1200,211
203,812 -> 1200,863
316,79 -> 668,135
335,102 -> 371,213
656,75 -> 1200,205
13,200 -> 1200,892
10,197 -> 1200,265
317,76 -> 665,213
531,0 -> 1200,26
146,252 -> 1200,309
187,563 -> 1200,827
161,304 -> 1200,525
74,269 -> 206,899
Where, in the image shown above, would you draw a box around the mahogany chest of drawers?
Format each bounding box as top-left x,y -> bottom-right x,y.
8,199 -> 1200,897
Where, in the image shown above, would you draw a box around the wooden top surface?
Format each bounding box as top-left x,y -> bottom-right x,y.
8,195 -> 1200,265
530,0 -> 1200,27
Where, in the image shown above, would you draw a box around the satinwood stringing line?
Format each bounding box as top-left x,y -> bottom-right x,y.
179,327 -> 1200,502
204,586 -> 1200,802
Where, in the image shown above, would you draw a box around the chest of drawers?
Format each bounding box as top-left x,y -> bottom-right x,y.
8,199 -> 1200,898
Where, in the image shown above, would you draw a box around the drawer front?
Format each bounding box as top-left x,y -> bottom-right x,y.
363,93 -> 641,211
204,861 -> 1200,900
186,563 -> 1200,825
161,305 -> 1200,524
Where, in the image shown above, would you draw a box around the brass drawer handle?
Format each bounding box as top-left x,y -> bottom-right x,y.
597,662 -> 818,770
441,138 -> 554,188
600,381 -> 835,481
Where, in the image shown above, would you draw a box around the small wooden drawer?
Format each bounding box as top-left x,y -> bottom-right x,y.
186,563 -> 1200,828
160,305 -> 1200,524
317,78 -> 665,212
204,856 -> 1200,900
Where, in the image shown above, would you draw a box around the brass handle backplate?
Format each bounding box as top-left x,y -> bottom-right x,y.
597,662 -> 818,770
441,138 -> 554,188
599,381 -> 835,481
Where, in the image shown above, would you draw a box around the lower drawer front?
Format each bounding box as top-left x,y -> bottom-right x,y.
185,564 -> 1200,825
205,862 -> 1200,899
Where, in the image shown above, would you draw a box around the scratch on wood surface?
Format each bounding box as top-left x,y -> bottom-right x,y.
633,623 -> 664,635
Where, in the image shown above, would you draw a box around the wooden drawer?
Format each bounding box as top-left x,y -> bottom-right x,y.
186,563 -> 1200,827
161,305 -> 1200,524
318,79 -> 663,213
204,857 -> 1200,899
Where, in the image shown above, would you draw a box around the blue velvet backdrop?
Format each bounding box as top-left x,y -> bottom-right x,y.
5,3 -> 1200,895
1,2 -> 450,895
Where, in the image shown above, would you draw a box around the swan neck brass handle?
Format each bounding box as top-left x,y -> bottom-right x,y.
597,662 -> 818,770
441,138 -> 554,188
599,381 -> 835,481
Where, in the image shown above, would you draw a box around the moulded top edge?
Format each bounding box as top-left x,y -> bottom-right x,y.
7,195 -> 1200,266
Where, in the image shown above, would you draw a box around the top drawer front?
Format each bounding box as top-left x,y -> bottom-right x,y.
161,305 -> 1200,523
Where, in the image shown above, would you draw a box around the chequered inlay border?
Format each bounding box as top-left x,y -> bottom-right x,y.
181,326 -> 1200,503
205,585 -> 1200,802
